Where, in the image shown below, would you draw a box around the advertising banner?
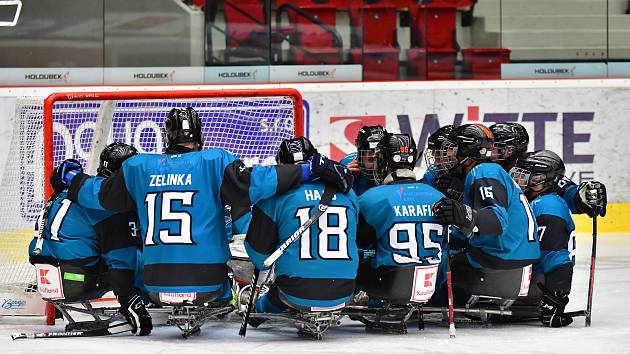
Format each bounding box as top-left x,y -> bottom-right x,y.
297,82 -> 629,202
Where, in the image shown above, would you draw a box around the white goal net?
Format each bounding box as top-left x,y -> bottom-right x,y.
0,89 -> 303,319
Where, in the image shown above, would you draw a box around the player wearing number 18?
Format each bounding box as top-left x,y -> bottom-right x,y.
245,137 -> 359,314
430,124 -> 540,304
58,107 -> 354,306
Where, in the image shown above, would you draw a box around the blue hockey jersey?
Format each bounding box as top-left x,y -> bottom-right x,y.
245,182 -> 359,309
455,163 -> 540,269
341,152 -> 377,196
530,192 -> 575,275
28,191 -> 137,271
67,148 -> 306,294
419,166 -> 439,188
358,180 -> 446,269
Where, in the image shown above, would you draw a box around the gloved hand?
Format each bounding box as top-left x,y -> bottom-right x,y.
433,197 -> 477,236
120,294 -> 152,336
50,159 -> 83,191
540,291 -> 573,328
302,153 -> 354,193
577,181 -> 607,217
436,175 -> 464,201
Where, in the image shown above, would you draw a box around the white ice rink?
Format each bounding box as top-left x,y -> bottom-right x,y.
2,232 -> 629,354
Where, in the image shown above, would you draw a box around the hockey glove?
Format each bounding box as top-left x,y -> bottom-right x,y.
577,181 -> 607,217
306,153 -> 354,193
433,197 -> 477,236
120,294 -> 152,336
436,175 -> 464,202
50,159 -> 83,191
540,291 -> 573,328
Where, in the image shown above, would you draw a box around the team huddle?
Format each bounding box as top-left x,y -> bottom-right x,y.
27,106 -> 607,338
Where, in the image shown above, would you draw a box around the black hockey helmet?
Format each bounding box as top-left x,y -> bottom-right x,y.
373,133 -> 417,184
276,136 -> 318,164
424,125 -> 454,178
97,142 -> 138,178
509,150 -> 565,192
355,125 -> 388,181
428,123 -> 494,176
165,107 -> 203,148
489,122 -> 529,162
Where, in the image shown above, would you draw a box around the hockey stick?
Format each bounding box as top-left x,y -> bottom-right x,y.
585,212 -> 598,327
32,190 -> 63,254
12,322 -> 133,340
263,184 -> 336,267
239,268 -> 259,337
445,226 -> 456,338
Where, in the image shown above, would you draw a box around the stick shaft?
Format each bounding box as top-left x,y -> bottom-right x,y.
586,214 -> 597,327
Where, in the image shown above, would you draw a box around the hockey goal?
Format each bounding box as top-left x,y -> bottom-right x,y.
0,88 -> 303,323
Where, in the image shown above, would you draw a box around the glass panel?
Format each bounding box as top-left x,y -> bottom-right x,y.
608,0 -> 630,64
501,0 -> 607,62
0,0 -> 103,68
104,0 -> 205,67
206,0 -> 271,65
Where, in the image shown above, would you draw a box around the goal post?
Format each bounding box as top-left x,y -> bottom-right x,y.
42,88 -> 304,199
1,88 -> 304,324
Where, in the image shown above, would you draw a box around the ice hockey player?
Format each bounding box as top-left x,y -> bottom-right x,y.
510,150 -> 575,327
244,136 -> 359,318
341,125 -> 388,196
431,124 -> 540,303
489,122 -> 607,218
56,107 -> 353,307
421,124 -> 464,201
356,133 -> 446,304
29,143 -> 152,336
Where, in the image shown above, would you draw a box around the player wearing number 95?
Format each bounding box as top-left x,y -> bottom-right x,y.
245,137 -> 359,315
430,124 -> 540,303
356,133 -> 446,302
56,107 -> 354,306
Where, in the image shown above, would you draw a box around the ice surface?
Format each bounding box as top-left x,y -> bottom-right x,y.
2,232 -> 629,354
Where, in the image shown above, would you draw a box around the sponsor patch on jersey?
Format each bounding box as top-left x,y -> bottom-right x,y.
159,292 -> 197,304
410,264 -> 439,303
35,264 -> 65,300
518,264 -> 533,297
310,302 -> 345,312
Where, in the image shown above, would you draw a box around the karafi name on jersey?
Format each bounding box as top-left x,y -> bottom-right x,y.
304,189 -> 337,202
149,174 -> 192,187
394,204 -> 434,217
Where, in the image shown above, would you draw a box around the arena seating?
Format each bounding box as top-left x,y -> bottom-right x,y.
217,0 -> 511,80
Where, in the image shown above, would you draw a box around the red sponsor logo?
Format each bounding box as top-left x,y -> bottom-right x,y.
39,269 -> 51,285
423,273 -> 433,288
329,116 -> 386,161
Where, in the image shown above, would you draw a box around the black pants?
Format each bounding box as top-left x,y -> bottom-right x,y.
450,253 -> 529,305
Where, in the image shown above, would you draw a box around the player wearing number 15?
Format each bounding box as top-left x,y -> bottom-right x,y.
245,137 -> 359,313
58,107 -> 354,304
431,124 -> 540,302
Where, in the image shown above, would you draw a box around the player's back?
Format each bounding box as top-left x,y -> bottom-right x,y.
251,182 -> 359,305
359,182 -> 446,268
29,192 -> 111,267
531,192 -> 575,273
462,163 -> 540,268
122,148 -> 238,293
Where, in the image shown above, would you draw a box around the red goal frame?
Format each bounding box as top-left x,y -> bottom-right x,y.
40,88 -> 303,324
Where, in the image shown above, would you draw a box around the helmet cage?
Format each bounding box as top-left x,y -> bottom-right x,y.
358,144 -> 379,181
425,139 -> 460,177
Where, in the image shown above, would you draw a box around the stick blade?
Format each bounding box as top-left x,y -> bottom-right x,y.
11,333 -> 27,340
